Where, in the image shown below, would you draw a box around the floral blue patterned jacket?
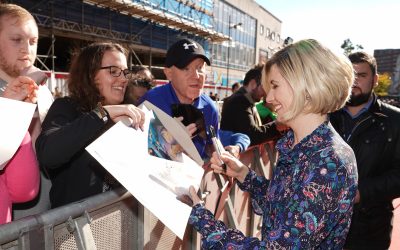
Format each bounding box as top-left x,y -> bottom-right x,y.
189,122 -> 358,249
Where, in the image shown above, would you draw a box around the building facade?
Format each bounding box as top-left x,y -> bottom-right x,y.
209,0 -> 283,98
374,49 -> 400,95
10,0 -> 282,97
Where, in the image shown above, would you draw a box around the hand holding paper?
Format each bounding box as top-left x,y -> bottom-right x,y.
21,65 -> 48,86
104,104 -> 145,130
2,76 -> 38,103
0,97 -> 36,169
21,66 -> 54,123
86,101 -> 205,239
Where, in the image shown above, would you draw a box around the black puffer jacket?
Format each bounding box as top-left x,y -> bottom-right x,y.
330,95 -> 400,250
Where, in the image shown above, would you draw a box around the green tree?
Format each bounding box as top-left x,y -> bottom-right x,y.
374,73 -> 392,96
341,38 -> 364,55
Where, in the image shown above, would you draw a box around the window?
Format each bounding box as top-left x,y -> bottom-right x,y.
265,28 -> 270,39
260,24 -> 264,35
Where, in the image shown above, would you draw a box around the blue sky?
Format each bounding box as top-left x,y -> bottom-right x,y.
255,0 -> 400,54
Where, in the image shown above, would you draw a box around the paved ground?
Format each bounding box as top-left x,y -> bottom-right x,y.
390,198 -> 400,250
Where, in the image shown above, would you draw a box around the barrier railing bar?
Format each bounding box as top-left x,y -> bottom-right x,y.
0,188 -> 130,245
69,214 -> 97,250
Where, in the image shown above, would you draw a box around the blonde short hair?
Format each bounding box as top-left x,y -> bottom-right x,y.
0,3 -> 36,32
263,39 -> 354,122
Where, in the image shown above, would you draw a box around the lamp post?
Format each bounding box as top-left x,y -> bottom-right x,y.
226,16 -> 242,97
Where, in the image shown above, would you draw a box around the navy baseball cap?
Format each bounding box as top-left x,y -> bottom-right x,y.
165,38 -> 211,69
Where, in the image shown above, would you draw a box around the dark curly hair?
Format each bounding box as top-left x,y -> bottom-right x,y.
68,42 -> 126,112
348,51 -> 377,75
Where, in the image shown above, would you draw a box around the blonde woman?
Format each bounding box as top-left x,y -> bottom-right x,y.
184,39 -> 358,249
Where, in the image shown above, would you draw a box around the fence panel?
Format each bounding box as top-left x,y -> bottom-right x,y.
0,141 -> 277,250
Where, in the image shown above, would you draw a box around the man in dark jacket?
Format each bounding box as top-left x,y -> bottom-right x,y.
330,51 -> 400,249
220,65 -> 281,146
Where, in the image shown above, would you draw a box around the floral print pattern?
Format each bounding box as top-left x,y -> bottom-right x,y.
189,122 -> 358,249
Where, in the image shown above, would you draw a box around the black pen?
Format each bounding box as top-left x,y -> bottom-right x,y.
209,126 -> 227,172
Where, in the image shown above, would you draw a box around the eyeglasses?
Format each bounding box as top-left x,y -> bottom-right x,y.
99,66 -> 133,80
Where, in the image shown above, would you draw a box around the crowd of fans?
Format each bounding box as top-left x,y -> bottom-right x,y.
1,3 -> 400,249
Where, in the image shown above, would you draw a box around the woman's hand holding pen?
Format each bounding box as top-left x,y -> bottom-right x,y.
210,151 -> 249,183
224,145 -> 240,158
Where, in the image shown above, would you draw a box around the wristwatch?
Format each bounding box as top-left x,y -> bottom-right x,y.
93,102 -> 109,123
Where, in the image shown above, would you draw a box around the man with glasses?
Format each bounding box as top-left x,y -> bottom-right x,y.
220,65 -> 281,146
140,38 -> 249,160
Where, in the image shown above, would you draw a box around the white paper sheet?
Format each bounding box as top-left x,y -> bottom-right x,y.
86,106 -> 204,239
0,97 -> 36,169
37,84 -> 54,123
21,65 -> 54,123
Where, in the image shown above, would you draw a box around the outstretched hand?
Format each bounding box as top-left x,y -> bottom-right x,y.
177,186 -> 203,207
2,76 -> 38,103
103,104 -> 145,130
175,116 -> 197,138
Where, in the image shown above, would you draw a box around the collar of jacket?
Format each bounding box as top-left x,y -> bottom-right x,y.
232,86 -> 256,104
366,93 -> 389,119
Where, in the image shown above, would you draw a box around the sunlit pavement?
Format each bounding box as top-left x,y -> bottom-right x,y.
390,198 -> 400,250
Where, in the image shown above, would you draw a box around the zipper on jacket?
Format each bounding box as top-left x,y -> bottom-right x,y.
345,115 -> 373,142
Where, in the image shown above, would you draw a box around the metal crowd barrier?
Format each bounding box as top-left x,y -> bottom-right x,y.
0,141 -> 277,250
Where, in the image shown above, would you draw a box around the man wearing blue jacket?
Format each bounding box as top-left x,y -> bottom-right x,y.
140,38 -> 249,160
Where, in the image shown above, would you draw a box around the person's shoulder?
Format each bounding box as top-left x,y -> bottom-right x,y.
51,96 -> 73,107
198,94 -> 218,117
199,93 -> 214,103
48,96 -> 79,114
200,94 -> 218,108
321,125 -> 355,157
378,99 -> 400,117
230,90 -> 247,101
225,93 -> 250,108
143,84 -> 165,95
139,84 -> 165,105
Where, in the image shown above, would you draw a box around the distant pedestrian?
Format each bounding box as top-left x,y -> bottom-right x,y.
231,82 -> 240,93
220,65 -> 281,146
209,91 -> 216,101
125,65 -> 154,106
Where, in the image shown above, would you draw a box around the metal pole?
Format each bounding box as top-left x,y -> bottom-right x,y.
51,1 -> 55,72
226,16 -> 231,98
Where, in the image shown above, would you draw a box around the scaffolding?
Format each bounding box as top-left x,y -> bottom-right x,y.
14,0 -> 227,72
83,0 -> 228,42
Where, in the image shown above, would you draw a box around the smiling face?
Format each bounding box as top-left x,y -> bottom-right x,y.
265,65 -> 294,124
0,16 -> 38,79
163,57 -> 206,104
95,50 -> 128,105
